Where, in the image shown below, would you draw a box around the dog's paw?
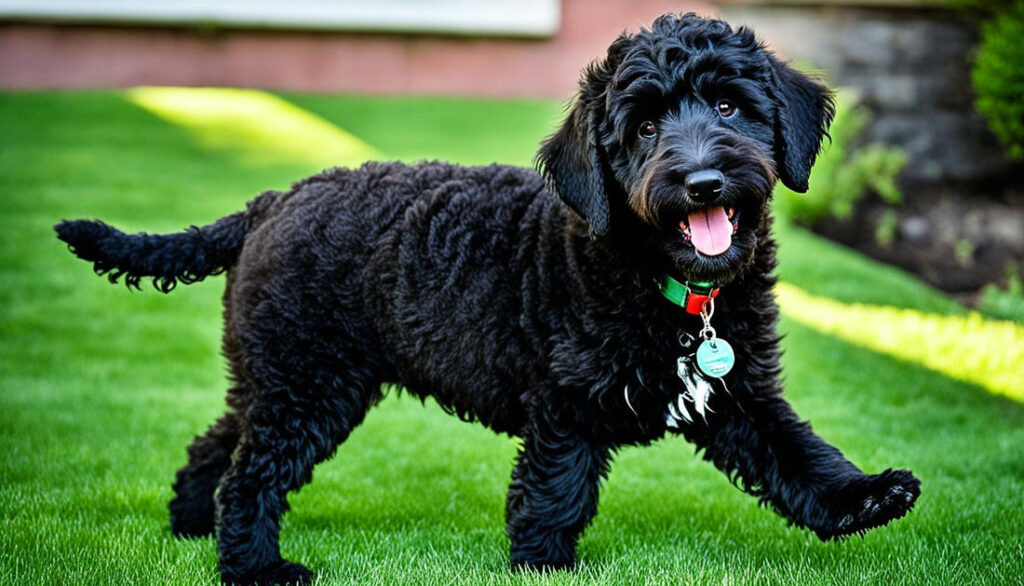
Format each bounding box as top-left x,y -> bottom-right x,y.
169,484 -> 219,538
510,549 -> 576,573
818,468 -> 921,541
222,560 -> 314,586
169,507 -> 215,539
511,559 -> 576,573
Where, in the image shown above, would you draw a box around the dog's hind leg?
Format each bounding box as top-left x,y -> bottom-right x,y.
213,344 -> 383,586
506,407 -> 612,571
170,407 -> 242,538
170,289 -> 253,539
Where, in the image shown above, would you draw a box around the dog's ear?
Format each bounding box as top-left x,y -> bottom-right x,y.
537,34 -> 630,237
536,102 -> 610,235
769,57 -> 836,193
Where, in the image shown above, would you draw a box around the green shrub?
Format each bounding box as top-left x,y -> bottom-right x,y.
775,90 -> 907,226
979,269 -> 1024,323
972,0 -> 1024,160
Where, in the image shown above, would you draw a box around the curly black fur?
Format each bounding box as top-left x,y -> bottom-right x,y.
56,13 -> 919,586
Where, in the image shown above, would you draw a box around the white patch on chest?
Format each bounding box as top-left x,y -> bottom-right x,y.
665,357 -> 716,428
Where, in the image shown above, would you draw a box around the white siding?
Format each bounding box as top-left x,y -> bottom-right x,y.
0,0 -> 560,37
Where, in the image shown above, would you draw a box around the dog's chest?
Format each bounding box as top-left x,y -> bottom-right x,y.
547,318 -> 705,441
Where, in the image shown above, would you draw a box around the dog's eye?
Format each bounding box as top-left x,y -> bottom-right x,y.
716,100 -> 737,118
638,121 -> 658,139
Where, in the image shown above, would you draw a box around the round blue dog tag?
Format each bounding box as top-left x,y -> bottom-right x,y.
695,338 -> 735,378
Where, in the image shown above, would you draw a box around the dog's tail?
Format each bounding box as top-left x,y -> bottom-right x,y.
55,192 -> 277,292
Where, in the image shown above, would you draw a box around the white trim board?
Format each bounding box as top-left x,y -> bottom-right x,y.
0,0 -> 561,37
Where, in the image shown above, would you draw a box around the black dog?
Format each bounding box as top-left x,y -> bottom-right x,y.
56,13 -> 920,586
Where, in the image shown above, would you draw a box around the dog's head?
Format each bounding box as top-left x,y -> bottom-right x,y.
538,13 -> 834,283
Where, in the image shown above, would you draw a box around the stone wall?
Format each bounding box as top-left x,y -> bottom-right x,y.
721,4 -> 1015,186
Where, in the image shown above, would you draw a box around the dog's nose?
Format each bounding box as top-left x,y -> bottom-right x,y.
685,169 -> 725,202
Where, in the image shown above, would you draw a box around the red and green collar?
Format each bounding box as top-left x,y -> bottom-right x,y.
658,274 -> 719,315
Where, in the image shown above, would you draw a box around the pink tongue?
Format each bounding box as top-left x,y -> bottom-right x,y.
686,206 -> 732,256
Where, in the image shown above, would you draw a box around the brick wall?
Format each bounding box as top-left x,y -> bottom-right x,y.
0,0 -> 713,97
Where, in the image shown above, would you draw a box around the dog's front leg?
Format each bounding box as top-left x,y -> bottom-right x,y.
506,408 -> 611,571
697,362 -> 921,540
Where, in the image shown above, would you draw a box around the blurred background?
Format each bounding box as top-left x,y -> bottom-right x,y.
1,2 -> 1022,584
1,0 -> 1022,309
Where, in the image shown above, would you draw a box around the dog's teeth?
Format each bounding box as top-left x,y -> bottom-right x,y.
727,207 -> 735,219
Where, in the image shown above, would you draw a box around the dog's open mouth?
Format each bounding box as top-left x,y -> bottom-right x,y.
679,206 -> 739,256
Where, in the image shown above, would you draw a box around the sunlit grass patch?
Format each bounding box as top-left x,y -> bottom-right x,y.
777,281 -> 1024,402
127,87 -> 381,168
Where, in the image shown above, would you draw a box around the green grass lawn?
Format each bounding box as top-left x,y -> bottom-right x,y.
1,89 -> 1022,585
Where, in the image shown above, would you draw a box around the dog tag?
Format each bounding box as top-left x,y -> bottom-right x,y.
695,337 -> 734,378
